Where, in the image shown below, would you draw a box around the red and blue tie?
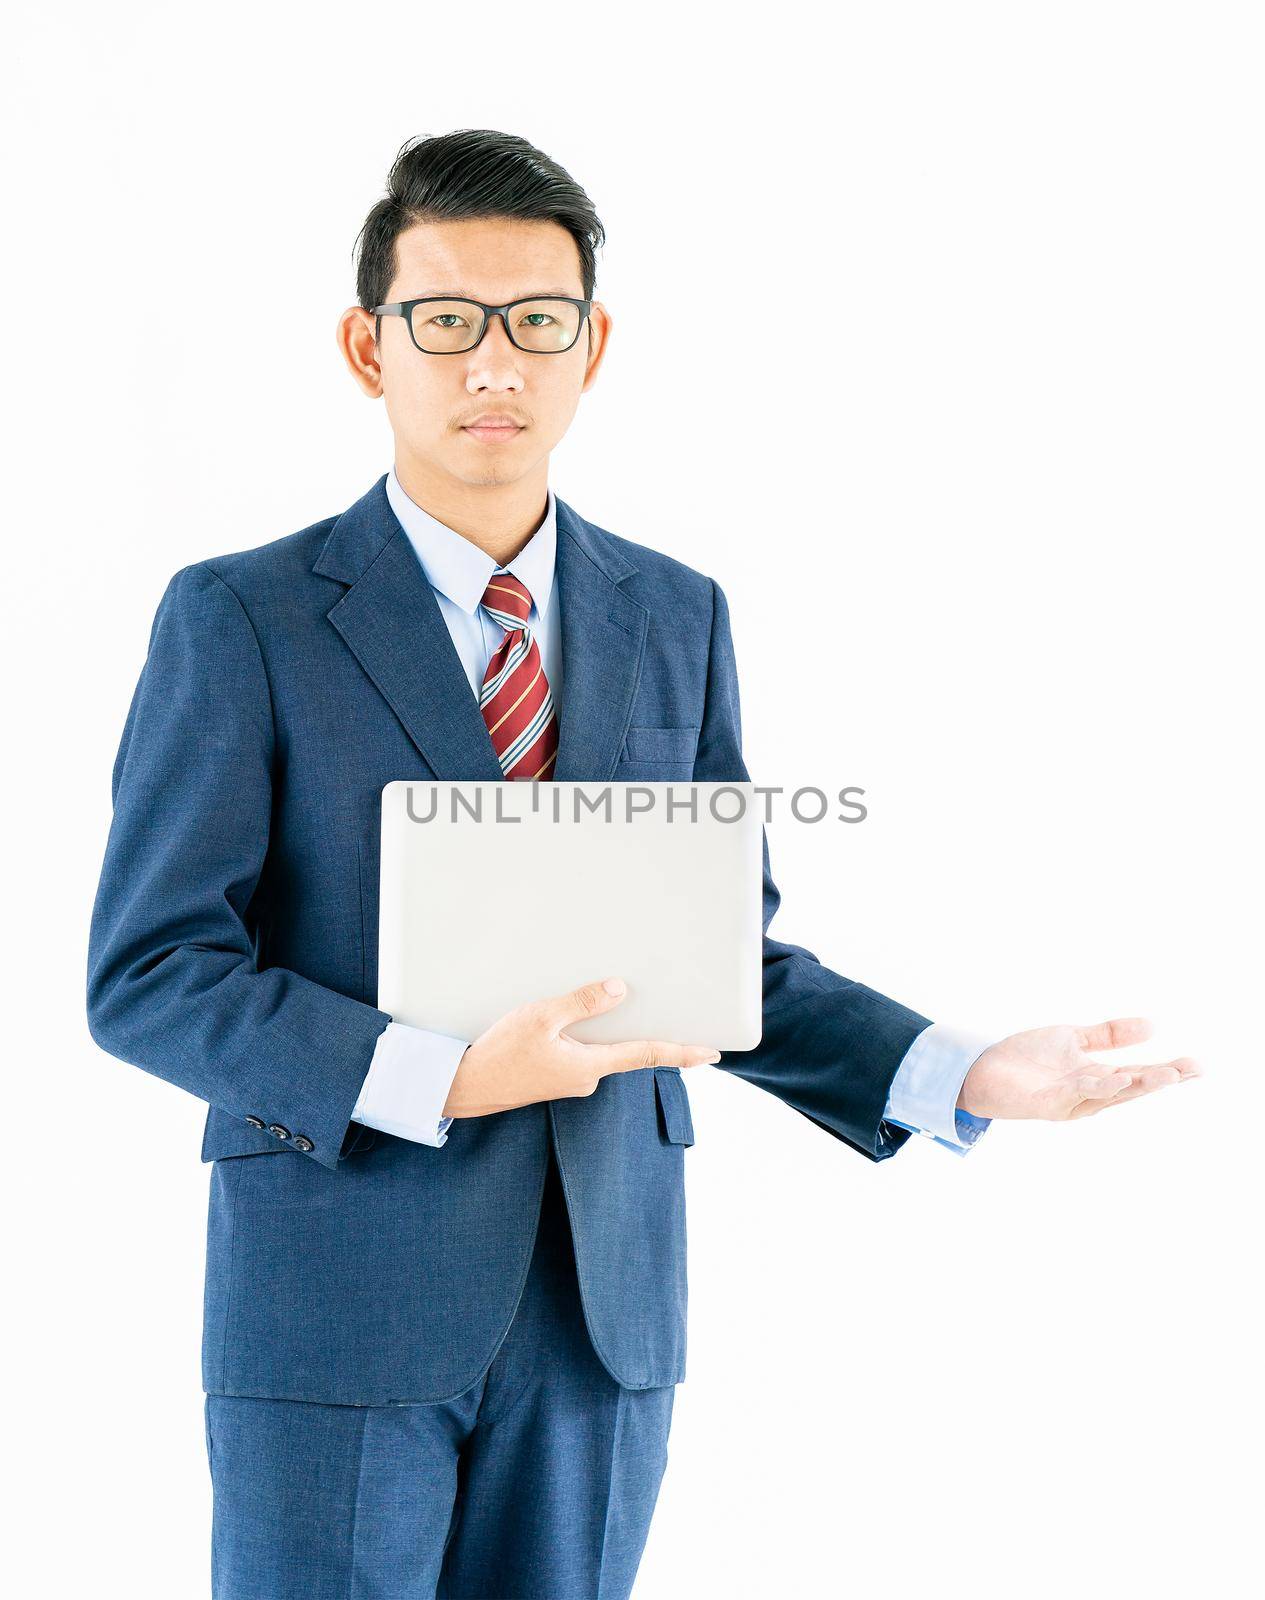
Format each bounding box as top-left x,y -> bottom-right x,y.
478,572 -> 559,780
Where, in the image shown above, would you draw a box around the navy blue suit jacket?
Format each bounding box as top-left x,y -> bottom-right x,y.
87,474 -> 930,1401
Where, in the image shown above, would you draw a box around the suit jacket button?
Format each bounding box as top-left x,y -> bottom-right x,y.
244,1116 -> 266,1129
293,1135 -> 314,1153
267,1123 -> 291,1140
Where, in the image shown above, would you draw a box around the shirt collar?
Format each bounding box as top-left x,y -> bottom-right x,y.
385,464 -> 557,621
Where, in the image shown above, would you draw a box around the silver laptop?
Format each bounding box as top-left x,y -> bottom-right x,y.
378,781 -> 763,1051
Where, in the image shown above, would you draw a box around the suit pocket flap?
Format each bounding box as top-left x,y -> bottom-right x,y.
654,1067 -> 696,1146
620,726 -> 700,764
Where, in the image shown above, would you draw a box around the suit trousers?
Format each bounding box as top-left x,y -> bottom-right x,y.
204,1137 -> 678,1599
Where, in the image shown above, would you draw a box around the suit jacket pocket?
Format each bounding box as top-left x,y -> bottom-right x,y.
620,726 -> 700,767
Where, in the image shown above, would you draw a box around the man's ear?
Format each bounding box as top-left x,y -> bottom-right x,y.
337,306 -> 384,398
581,300 -> 612,393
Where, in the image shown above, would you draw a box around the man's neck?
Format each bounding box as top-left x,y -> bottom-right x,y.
393,458 -> 549,567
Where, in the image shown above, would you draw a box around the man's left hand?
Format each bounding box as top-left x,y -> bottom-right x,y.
957,1018 -> 1201,1121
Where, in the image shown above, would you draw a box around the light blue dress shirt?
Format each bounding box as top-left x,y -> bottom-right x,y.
350,466 -> 995,1155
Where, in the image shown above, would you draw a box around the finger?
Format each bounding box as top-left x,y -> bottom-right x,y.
1074,1069 -> 1135,1101
1067,1073 -> 1138,1117
1076,1017 -> 1153,1053
1056,1068 -> 1132,1117
580,1039 -> 722,1076
548,976 -> 629,1030
1084,1053 -> 1201,1080
1109,1060 -> 1194,1095
1069,1060 -> 1199,1117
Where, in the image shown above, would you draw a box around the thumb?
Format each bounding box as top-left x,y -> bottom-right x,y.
552,976 -> 628,1029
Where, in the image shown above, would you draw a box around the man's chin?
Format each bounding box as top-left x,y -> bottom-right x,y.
451,461 -> 522,489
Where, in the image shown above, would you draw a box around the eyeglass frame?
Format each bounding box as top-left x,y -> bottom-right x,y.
369,295 -> 593,354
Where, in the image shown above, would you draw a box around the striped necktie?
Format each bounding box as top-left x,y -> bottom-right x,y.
478,571 -> 559,780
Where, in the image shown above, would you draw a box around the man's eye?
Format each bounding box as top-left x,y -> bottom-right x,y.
520,313 -> 554,327
430,314 -> 466,328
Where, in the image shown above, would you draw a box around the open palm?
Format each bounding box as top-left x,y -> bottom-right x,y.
957,1017 -> 1201,1121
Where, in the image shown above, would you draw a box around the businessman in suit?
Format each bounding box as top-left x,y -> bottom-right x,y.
87,129 -> 1200,1600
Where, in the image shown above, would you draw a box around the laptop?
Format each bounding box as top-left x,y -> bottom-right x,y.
378,781 -> 764,1051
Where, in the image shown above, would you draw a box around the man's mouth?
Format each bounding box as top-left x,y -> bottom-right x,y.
462,417 -> 525,442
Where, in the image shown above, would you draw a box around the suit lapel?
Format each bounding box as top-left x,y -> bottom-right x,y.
313,475 -> 648,782
551,496 -> 648,781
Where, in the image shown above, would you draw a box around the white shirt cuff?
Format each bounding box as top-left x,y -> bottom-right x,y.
884,1022 -> 997,1155
351,1021 -> 468,1147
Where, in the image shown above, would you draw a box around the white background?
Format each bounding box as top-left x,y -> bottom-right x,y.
5,3 -> 1262,1595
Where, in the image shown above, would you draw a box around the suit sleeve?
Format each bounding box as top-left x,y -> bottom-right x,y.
694,577 -> 932,1162
86,562 -> 391,1172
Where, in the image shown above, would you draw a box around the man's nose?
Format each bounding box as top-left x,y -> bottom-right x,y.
465,313 -> 525,390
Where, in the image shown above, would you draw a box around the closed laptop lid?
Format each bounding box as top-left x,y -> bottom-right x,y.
378,781 -> 763,1052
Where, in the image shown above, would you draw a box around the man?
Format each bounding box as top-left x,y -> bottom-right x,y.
87,128 -> 1200,1599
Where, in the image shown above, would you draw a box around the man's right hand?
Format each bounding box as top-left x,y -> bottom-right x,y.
441,977 -> 722,1119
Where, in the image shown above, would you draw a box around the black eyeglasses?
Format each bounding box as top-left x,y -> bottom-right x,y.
370,296 -> 592,355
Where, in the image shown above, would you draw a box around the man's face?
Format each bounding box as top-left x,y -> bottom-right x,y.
339,216 -> 610,494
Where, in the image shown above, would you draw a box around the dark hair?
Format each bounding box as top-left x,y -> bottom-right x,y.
353,129 -> 606,314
